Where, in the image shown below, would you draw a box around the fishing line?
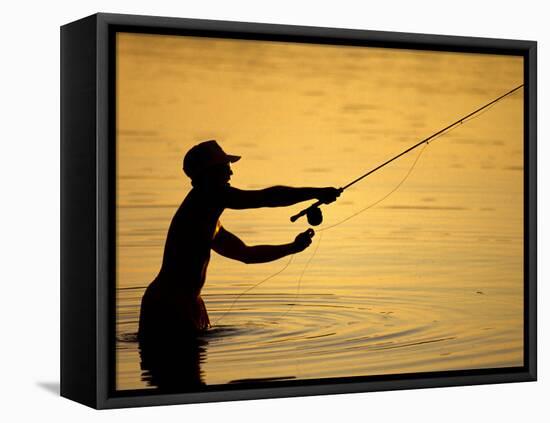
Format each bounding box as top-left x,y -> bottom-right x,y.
269,142 -> 427,322
278,231 -> 324,319
316,94 -> 498,234
290,84 -> 524,225
212,254 -> 295,326
213,144 -> 424,326
318,142 -> 429,233
275,84 -> 524,320
213,84 -> 523,326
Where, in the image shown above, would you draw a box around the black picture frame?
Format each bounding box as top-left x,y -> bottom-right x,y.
60,12 -> 537,409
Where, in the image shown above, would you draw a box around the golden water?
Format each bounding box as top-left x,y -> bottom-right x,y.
115,33 -> 524,390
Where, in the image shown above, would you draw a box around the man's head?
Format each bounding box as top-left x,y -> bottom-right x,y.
183,140 -> 241,187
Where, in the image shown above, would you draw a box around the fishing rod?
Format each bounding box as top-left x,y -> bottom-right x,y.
290,84 -> 524,226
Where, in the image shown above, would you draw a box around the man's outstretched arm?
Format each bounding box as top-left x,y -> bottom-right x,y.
211,226 -> 314,264
224,186 -> 341,210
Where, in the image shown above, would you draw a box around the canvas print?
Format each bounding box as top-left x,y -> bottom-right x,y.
114,32 -> 524,392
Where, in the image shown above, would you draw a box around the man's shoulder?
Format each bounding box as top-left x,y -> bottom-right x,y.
182,185 -> 236,209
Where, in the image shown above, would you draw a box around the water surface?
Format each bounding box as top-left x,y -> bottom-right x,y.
116,33 -> 524,390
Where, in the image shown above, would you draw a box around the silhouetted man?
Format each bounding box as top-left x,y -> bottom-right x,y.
138,140 -> 341,343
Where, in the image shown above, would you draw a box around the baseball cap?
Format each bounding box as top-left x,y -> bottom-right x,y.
183,140 -> 241,178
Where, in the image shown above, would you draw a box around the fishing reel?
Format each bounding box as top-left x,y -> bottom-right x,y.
291,187 -> 344,225
290,202 -> 324,226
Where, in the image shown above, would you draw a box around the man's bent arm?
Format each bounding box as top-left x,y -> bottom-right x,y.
241,244 -> 297,264
212,227 -> 302,264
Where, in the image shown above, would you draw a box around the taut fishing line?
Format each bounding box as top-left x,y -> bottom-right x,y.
213,84 -> 523,327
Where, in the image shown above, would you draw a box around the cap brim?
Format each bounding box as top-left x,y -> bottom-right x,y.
227,155 -> 241,163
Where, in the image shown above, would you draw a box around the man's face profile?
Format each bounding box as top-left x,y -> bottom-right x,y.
195,162 -> 233,187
